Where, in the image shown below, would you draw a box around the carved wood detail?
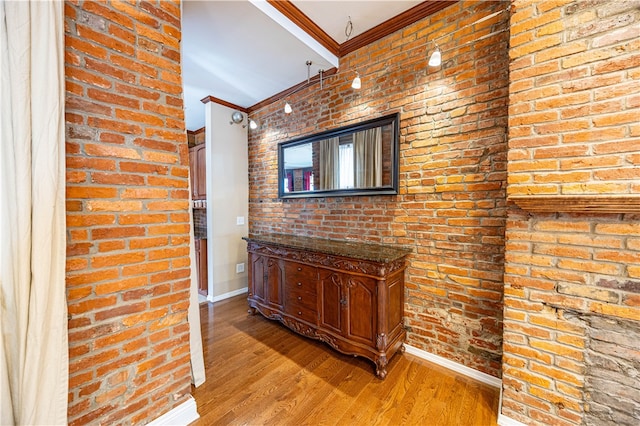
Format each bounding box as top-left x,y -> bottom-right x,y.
376,333 -> 388,352
246,241 -> 406,278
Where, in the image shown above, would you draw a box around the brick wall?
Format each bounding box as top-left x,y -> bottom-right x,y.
507,0 -> 640,197
248,0 -> 510,377
64,1 -> 192,424
503,0 -> 640,425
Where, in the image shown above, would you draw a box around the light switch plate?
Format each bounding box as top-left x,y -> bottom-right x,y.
236,263 -> 245,273
236,216 -> 245,225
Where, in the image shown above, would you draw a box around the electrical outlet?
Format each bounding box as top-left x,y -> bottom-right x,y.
236,263 -> 245,273
236,216 -> 245,225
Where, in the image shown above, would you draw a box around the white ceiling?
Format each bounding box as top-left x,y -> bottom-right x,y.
181,0 -> 422,131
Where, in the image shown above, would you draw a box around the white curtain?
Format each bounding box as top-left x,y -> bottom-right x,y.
187,188 -> 205,387
1,1 -> 68,425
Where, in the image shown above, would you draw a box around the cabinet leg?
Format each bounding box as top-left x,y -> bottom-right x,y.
399,344 -> 406,354
375,356 -> 388,380
248,307 -> 257,315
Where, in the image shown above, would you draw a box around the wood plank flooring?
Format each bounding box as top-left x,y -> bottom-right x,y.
190,295 -> 499,426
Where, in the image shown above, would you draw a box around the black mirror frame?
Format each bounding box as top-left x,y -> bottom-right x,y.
278,112 -> 400,199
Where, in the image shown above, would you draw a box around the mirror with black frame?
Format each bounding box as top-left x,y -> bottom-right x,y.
278,113 -> 399,199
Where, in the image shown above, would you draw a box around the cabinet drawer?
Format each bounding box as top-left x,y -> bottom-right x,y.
284,263 -> 317,295
286,289 -> 317,310
287,303 -> 317,324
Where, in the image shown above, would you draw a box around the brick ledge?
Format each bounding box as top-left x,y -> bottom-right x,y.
508,195 -> 640,214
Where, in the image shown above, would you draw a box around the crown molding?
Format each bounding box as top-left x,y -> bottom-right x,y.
200,96 -> 248,113
340,1 -> 457,56
267,0 -> 340,57
186,127 -> 205,136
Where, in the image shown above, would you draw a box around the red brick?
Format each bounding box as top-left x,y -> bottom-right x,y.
85,57 -> 136,83
67,269 -> 119,287
87,117 -> 142,135
94,277 -> 148,296
76,24 -> 134,56
87,88 -> 140,109
65,66 -> 111,89
65,35 -> 108,60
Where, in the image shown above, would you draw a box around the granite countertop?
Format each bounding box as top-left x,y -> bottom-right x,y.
243,233 -> 412,263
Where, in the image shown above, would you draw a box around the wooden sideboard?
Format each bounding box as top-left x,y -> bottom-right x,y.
243,234 -> 411,379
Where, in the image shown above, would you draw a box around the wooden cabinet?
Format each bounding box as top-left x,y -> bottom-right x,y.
250,254 -> 284,310
189,144 -> 207,200
244,234 -> 411,379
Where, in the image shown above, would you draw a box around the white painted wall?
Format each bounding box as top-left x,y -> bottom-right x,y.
204,102 -> 249,299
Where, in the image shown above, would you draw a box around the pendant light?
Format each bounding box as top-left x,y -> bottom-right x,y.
428,41 -> 441,67
351,71 -> 361,90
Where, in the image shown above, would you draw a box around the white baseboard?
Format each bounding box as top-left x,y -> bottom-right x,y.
148,396 -> 199,426
497,413 -> 527,426
208,286 -> 248,303
404,344 -> 502,388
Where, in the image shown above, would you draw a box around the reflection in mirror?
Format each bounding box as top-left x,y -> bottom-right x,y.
279,113 -> 399,198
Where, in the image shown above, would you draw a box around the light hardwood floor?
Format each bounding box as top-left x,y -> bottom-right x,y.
191,295 -> 499,426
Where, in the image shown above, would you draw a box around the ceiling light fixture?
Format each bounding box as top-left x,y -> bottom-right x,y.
428,41 -> 441,67
351,71 -> 361,90
284,102 -> 292,114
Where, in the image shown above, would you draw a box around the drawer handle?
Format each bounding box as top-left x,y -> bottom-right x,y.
297,282 -> 302,286
297,296 -> 302,301
298,311 -> 302,315
297,267 -> 302,271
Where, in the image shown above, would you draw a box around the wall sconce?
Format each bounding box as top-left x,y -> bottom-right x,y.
229,111 -> 244,125
249,119 -> 258,130
284,101 -> 292,114
428,41 -> 441,67
351,71 -> 361,90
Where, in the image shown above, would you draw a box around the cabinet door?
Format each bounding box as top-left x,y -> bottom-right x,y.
189,147 -> 197,200
319,270 -> 378,347
344,276 -> 377,347
319,270 -> 344,334
250,254 -> 266,303
265,257 -> 284,309
195,144 -> 207,199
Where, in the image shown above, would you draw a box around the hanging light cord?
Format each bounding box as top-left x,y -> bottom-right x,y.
345,16 -> 353,41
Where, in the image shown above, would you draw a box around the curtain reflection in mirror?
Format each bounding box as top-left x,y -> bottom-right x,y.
319,137 -> 339,190
355,127 -> 382,188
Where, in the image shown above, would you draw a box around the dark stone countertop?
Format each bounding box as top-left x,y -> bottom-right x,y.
243,233 -> 412,264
